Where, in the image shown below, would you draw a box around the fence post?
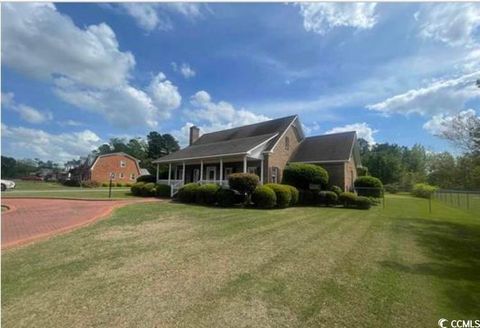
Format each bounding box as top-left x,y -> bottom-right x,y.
429,196 -> 432,214
457,192 -> 460,207
383,189 -> 385,209
466,191 -> 470,210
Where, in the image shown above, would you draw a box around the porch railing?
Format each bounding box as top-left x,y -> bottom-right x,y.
156,179 -> 230,197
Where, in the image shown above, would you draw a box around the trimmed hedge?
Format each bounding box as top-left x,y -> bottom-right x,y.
318,191 -> 338,207
196,184 -> 220,205
177,183 -> 200,203
137,174 -> 156,183
228,173 -> 259,197
141,183 -> 156,196
252,186 -> 277,209
156,184 -> 171,197
384,183 -> 399,194
216,188 -> 237,207
411,183 -> 437,199
355,196 -> 372,209
102,182 -> 109,187
285,185 -> 299,206
282,163 -> 329,190
265,183 -> 292,208
329,185 -> 342,197
339,192 -> 357,208
63,180 -> 80,187
80,181 -> 101,188
354,176 -> 383,198
131,182 -> 145,196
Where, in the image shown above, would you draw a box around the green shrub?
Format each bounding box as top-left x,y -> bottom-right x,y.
384,183 -> 399,194
355,196 -> 372,209
177,183 -> 200,203
141,183 -> 156,196
228,173 -> 259,197
264,183 -> 292,208
131,182 -> 145,196
282,163 -> 329,189
284,185 -> 299,206
63,180 -> 80,187
354,176 -> 383,198
156,184 -> 171,197
196,184 -> 220,205
116,182 -> 124,187
80,180 -> 101,188
101,182 -> 109,187
339,192 -> 357,208
298,189 -> 315,205
318,191 -> 338,207
216,188 -> 237,207
125,182 -> 133,188
252,186 -> 277,209
137,174 -> 156,183
411,183 -> 437,199
329,185 -> 342,197
357,167 -> 369,177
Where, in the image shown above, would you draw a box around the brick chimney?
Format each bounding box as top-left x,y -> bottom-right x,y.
189,126 -> 200,145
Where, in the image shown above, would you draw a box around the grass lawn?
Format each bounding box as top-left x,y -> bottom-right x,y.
2,195 -> 479,327
2,180 -> 136,199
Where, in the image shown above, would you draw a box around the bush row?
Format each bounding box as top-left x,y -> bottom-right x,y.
62,180 -> 133,188
131,182 -> 171,197
411,183 -> 437,199
296,190 -> 373,210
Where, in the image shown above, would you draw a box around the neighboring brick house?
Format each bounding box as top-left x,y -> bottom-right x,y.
153,115 -> 362,193
84,153 -> 142,184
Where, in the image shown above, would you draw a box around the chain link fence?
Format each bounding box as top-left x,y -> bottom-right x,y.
433,189 -> 480,213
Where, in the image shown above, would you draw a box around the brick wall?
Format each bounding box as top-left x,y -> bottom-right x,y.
318,163 -> 346,190
90,155 -> 140,183
344,158 -> 357,192
266,120 -> 303,183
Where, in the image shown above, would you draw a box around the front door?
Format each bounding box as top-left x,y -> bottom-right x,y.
193,169 -> 200,182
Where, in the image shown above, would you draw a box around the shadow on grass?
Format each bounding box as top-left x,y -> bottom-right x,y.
380,218 -> 480,316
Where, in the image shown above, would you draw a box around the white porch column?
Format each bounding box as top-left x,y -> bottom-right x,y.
168,163 -> 171,185
200,160 -> 204,182
182,161 -> 185,184
219,158 -> 223,184
260,157 -> 264,185
156,164 -> 159,182
243,156 -> 247,173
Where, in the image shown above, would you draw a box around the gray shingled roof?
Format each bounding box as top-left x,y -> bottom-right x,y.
193,115 -> 297,152
153,133 -> 278,163
289,131 -> 356,163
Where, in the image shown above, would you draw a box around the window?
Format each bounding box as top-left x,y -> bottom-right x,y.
130,173 -> 135,180
285,136 -> 290,151
120,160 -> 126,168
247,167 -> 257,175
193,169 -> 200,182
109,172 -> 116,180
119,173 -> 124,179
271,167 -> 279,183
206,167 -> 216,181
225,167 -> 233,177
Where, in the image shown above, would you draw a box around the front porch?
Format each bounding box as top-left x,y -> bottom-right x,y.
155,155 -> 265,196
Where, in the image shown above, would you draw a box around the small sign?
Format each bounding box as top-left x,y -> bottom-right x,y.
309,184 -> 321,190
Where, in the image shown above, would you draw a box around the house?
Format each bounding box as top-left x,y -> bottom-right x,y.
153,115 -> 362,194
71,152 -> 142,184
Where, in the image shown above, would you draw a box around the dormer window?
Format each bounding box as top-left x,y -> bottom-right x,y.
120,160 -> 126,168
285,136 -> 290,151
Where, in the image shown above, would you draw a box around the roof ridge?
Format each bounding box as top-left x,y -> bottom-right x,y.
194,114 -> 297,142
306,131 -> 356,139
189,132 -> 277,148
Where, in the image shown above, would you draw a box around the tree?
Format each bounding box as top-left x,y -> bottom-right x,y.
426,152 -> 458,189
436,110 -> 480,155
147,132 -> 180,159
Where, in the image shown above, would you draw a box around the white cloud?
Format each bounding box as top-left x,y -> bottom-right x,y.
1,124 -> 102,162
118,3 -> 205,32
416,3 -> 480,47
3,3 -> 182,128
326,122 -> 377,144
1,92 -> 52,124
2,3 -> 135,89
171,62 -> 196,79
423,109 -> 478,135
298,3 -> 378,35
302,122 -> 320,135
366,71 -> 480,116
171,91 -> 270,147
147,73 -> 182,111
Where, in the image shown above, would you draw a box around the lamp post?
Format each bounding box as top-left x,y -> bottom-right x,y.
108,173 -> 115,198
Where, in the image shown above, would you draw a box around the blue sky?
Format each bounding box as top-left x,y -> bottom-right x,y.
2,2 -> 479,162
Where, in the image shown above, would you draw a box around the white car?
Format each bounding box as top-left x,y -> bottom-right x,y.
1,179 -> 16,191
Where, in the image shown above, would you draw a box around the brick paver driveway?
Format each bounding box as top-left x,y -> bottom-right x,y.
1,198 -> 158,249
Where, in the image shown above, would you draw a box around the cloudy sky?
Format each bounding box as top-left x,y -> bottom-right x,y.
2,2 -> 480,162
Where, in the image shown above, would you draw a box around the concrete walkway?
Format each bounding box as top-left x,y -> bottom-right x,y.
1,198 -> 159,249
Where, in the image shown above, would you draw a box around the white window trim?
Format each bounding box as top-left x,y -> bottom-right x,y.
119,172 -> 125,179
110,172 -> 116,180
225,167 -> 233,177
130,173 -> 135,180
120,160 -> 126,168
206,166 -> 216,181
247,166 -> 257,174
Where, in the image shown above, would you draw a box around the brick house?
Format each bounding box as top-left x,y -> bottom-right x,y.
81,153 -> 142,184
153,115 -> 362,194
